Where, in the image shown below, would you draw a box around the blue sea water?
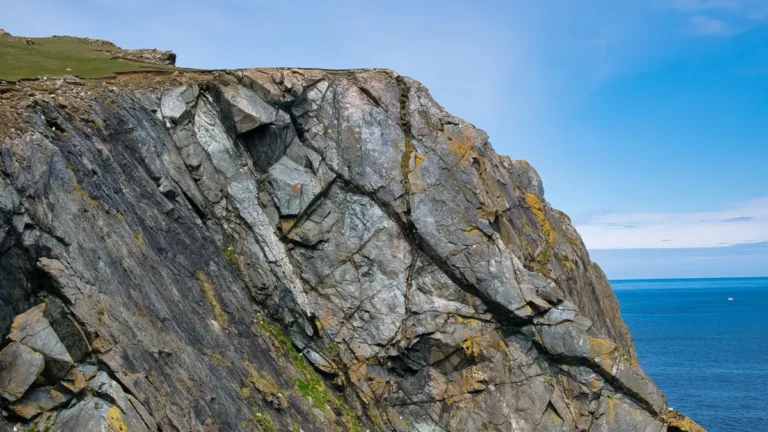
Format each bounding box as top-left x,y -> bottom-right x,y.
612,277 -> 768,432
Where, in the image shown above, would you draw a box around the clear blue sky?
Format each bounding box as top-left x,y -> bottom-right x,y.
5,0 -> 767,278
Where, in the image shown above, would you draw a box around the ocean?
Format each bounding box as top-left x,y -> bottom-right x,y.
613,277 -> 768,432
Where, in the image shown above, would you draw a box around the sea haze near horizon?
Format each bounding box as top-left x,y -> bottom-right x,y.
612,277 -> 768,431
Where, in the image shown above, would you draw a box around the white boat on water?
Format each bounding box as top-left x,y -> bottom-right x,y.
728,297 -> 734,301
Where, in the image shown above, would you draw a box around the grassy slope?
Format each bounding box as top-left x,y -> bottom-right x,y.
0,35 -> 170,81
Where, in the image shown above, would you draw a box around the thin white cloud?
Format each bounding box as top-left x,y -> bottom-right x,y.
576,197 -> 768,249
688,15 -> 737,34
661,0 -> 742,12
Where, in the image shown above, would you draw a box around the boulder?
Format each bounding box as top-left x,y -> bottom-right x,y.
7,303 -> 74,381
219,85 -> 277,134
8,385 -> 71,419
0,342 -> 45,402
160,85 -> 198,124
54,396 -> 149,432
42,297 -> 90,363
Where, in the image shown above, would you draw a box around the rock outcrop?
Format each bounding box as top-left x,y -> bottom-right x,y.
0,65 -> 704,431
116,48 -> 177,66
48,35 -> 177,66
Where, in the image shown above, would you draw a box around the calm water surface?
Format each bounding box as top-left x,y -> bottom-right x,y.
613,277 -> 768,432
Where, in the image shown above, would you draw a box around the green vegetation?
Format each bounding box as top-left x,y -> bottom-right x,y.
196,270 -> 229,328
244,359 -> 281,397
254,314 -> 364,432
0,35 -> 169,81
222,244 -> 239,268
252,409 -> 275,432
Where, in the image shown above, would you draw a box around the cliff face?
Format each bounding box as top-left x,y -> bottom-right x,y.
0,67 -> 703,431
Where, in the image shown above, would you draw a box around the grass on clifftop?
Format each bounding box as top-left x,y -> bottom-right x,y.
0,34 -> 169,82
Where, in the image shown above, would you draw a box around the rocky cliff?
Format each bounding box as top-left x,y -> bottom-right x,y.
0,58 -> 704,431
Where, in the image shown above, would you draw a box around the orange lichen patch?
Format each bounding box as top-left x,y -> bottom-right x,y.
314,317 -> 324,335
588,337 -> 616,359
462,226 -> 484,237
456,316 -> 480,329
524,192 -> 555,276
525,193 -> 554,244
607,397 -> 616,423
414,152 -> 425,169
461,334 -> 481,358
666,410 -> 707,432
477,204 -> 498,222
447,132 -> 474,166
280,217 -> 296,234
291,183 -> 302,194
445,367 -> 487,404
106,406 -> 128,432
196,270 -> 229,329
589,337 -> 617,373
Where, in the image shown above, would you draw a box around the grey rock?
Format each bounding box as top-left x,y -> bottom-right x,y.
589,396 -> 666,432
42,297 -> 90,363
53,396 -> 149,432
502,157 -> 545,198
120,48 -> 176,66
610,359 -> 667,415
88,372 -> 129,411
7,304 -> 73,381
194,92 -> 242,177
0,342 -> 45,402
161,85 -> 198,123
243,119 -> 300,173
219,85 -> 278,134
8,385 -> 72,419
536,300 -> 592,331
265,156 -> 324,218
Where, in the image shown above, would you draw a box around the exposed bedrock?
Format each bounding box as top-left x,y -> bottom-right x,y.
0,68 -> 704,431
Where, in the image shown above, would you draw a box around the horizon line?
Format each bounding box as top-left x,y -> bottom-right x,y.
610,275 -> 768,282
